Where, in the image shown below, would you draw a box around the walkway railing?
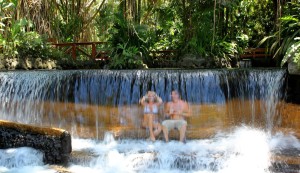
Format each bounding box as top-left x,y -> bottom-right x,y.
51,42 -> 110,61
51,41 -> 179,63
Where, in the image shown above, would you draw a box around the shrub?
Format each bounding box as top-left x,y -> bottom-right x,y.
17,32 -> 49,59
109,43 -> 144,69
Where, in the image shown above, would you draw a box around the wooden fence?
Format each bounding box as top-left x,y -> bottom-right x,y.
51,42 -> 109,61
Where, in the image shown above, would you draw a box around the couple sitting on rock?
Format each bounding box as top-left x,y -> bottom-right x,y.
139,90 -> 190,142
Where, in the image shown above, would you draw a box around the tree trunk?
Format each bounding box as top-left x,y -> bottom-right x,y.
212,0 -> 217,48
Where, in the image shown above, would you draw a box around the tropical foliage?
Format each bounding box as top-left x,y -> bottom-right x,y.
259,1 -> 300,67
0,0 -> 299,69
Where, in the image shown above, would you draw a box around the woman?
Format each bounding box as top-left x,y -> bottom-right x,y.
139,91 -> 163,141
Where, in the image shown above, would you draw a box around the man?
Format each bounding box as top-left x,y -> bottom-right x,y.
162,90 -> 190,142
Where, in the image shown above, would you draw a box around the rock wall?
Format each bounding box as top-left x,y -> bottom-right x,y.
0,120 -> 71,165
0,55 -> 59,70
286,74 -> 300,104
288,61 -> 300,75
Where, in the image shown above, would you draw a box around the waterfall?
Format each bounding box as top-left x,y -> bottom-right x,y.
1,69 -> 299,173
0,69 -> 286,137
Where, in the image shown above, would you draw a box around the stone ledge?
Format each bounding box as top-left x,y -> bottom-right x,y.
0,120 -> 71,165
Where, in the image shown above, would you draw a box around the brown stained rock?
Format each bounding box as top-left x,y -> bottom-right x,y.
0,120 -> 71,165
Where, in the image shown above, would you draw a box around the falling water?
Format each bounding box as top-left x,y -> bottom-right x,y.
0,69 -> 299,172
0,69 -> 286,134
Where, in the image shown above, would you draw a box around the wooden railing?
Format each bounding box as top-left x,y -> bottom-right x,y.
51,42 -> 110,61
51,41 -> 179,62
240,48 -> 272,59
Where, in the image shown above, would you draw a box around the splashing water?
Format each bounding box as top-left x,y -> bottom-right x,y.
0,147 -> 56,173
0,128 -> 299,172
66,127 -> 300,173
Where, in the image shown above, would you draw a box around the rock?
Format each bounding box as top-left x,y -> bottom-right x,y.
0,55 -> 5,69
50,59 -> 57,69
5,58 -> 18,70
284,53 -> 300,75
288,61 -> 300,75
45,59 -> 57,69
18,57 -> 33,70
0,56 -> 60,70
0,120 -> 72,165
179,54 -> 207,69
46,60 -> 52,69
34,58 -> 44,69
142,63 -> 148,69
214,57 -> 232,68
25,58 -> 33,69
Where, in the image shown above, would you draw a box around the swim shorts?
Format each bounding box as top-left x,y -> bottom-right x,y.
162,119 -> 187,131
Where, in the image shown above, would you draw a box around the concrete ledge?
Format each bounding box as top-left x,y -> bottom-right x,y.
0,120 -> 72,165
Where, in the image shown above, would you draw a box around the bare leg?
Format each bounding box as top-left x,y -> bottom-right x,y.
162,125 -> 169,142
148,115 -> 155,141
153,123 -> 162,137
179,125 -> 186,142
142,115 -> 147,128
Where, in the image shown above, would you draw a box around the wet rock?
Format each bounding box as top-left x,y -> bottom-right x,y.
70,150 -> 98,166
0,120 -> 72,165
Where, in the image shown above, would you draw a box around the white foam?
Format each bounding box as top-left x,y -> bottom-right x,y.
1,127 -> 299,173
0,147 -> 43,169
68,126 -> 300,173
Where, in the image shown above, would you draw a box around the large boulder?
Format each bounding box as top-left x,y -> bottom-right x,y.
0,120 -> 72,165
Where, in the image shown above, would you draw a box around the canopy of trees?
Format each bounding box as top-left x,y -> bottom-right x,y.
0,0 -> 300,69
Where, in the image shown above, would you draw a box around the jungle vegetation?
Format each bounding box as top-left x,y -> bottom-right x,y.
0,0 -> 299,69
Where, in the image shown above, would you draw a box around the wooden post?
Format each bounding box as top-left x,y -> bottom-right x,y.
72,44 -> 77,60
92,43 -> 96,59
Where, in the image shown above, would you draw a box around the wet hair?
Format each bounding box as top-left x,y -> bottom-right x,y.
145,91 -> 158,103
171,90 -> 181,99
171,90 -> 179,94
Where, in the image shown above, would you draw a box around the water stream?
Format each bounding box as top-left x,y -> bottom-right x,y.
0,69 -> 299,172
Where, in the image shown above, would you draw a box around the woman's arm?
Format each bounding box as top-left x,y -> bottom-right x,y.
155,94 -> 163,105
139,95 -> 147,106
